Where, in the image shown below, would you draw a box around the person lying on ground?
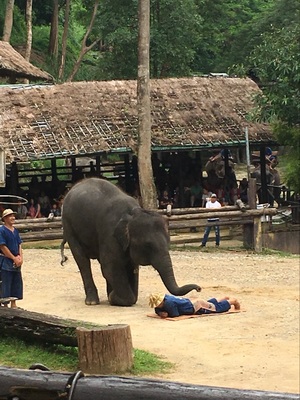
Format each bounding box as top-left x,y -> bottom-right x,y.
149,293 -> 240,318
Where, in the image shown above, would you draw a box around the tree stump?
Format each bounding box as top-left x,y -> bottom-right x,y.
76,324 -> 133,374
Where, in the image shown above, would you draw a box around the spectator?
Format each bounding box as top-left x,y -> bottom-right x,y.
201,193 -> 221,247
190,179 -> 203,207
202,188 -> 212,207
27,198 -> 41,219
38,191 -> 51,217
158,189 -> 173,209
0,209 -> 23,309
50,202 -> 61,217
16,200 -> 28,219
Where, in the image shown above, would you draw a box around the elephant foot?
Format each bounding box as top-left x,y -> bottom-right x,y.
85,297 -> 100,305
108,291 -> 136,306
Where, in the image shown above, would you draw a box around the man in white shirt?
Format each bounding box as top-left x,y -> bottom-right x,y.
201,193 -> 221,247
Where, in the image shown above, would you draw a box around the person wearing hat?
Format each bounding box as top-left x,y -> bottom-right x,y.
0,209 -> 23,308
201,193 -> 221,247
149,293 -> 240,318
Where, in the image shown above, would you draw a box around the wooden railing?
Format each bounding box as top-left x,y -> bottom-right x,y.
6,204 -> 278,252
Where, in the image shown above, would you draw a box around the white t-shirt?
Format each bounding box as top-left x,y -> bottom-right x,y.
206,199 -> 221,221
206,200 -> 221,209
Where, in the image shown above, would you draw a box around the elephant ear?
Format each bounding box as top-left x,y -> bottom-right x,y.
113,216 -> 131,251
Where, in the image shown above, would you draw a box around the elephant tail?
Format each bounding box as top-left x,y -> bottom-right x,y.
60,238 -> 68,266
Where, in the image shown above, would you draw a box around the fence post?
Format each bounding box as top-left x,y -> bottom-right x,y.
253,216 -> 263,252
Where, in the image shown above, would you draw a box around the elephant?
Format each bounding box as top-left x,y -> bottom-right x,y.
61,178 -> 201,306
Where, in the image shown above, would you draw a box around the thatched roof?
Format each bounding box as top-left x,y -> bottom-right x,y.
0,41 -> 54,82
0,77 -> 274,163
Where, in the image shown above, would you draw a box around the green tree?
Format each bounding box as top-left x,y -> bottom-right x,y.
192,0 -> 272,73
227,0 -> 299,72
97,0 -> 201,79
249,24 -> 300,191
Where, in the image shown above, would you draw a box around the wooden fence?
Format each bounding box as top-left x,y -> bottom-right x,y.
8,205 -> 278,252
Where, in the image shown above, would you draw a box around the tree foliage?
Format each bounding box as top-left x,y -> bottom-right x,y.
249,23 -> 300,191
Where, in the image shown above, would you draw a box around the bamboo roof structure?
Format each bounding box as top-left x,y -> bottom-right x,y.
0,77 -> 274,163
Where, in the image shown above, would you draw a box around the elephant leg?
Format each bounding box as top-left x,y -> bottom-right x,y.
126,263 -> 139,303
101,261 -> 138,306
106,280 -> 113,299
68,237 -> 99,305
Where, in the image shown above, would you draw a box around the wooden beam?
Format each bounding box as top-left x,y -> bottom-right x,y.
0,367 -> 298,400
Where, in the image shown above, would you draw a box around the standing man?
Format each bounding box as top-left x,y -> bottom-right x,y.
0,209 -> 23,308
201,193 -> 221,247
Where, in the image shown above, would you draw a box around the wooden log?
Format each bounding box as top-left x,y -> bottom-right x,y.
166,209 -> 277,221
169,219 -> 253,230
156,205 -> 246,215
0,367 -> 298,400
0,307 -> 101,347
13,217 -> 62,224
13,221 -> 62,230
77,325 -> 133,374
20,229 -> 63,242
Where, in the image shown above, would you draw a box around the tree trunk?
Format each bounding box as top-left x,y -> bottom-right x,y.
24,0 -> 33,61
67,0 -> 100,82
58,0 -> 71,80
77,325 -> 133,374
48,0 -> 59,58
137,0 -> 157,210
2,0 -> 15,42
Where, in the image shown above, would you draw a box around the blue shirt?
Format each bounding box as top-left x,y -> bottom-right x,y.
155,294 -> 194,317
0,225 -> 22,271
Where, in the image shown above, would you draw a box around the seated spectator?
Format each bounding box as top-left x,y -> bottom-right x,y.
38,191 -> 51,217
27,198 -> 41,218
158,189 -> 173,209
16,200 -> 28,219
202,188 -> 212,207
190,179 -> 203,207
50,202 -> 61,217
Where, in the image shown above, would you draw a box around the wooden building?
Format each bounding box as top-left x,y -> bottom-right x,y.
0,76 -> 276,205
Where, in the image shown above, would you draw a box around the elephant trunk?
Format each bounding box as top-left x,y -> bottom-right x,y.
153,253 -> 201,296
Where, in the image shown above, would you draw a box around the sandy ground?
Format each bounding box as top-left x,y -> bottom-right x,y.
19,246 -> 299,394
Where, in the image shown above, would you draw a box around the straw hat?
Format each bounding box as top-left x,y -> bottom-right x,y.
149,293 -> 164,308
2,209 -> 17,221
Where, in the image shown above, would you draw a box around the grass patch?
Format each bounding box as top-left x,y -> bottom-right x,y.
261,248 -> 298,258
0,337 -> 78,371
22,240 -> 63,250
0,337 -> 174,376
170,244 -> 297,257
131,349 -> 174,376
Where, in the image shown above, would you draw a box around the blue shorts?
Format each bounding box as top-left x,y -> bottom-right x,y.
196,297 -> 231,314
207,298 -> 231,313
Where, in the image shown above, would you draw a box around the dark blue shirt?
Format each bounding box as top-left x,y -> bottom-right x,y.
0,225 -> 22,271
155,294 -> 194,317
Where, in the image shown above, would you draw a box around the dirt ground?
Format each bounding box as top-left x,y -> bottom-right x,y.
19,246 -> 299,394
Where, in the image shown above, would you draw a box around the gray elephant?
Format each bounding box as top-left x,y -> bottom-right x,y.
61,178 -> 201,306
